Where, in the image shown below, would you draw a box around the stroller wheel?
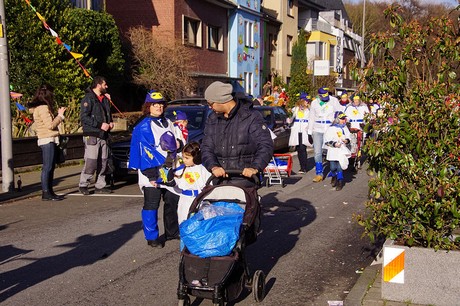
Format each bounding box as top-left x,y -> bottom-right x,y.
178,295 -> 190,306
252,270 -> 266,302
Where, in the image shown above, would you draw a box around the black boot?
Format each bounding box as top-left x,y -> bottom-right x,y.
42,191 -> 63,201
50,190 -> 65,200
48,175 -> 64,199
331,176 -> 337,187
336,180 -> 344,191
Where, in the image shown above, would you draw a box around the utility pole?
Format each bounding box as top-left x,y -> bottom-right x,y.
361,0 -> 366,68
0,0 -> 14,192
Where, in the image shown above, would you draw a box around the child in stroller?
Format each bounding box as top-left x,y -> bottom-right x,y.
177,170 -> 265,306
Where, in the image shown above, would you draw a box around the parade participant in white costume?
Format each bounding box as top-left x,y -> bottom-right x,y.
161,142 -> 212,224
323,111 -> 351,191
288,92 -> 312,174
307,87 -> 341,182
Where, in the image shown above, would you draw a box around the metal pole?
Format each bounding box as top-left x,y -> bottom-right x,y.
0,0 -> 14,193
361,0 -> 366,68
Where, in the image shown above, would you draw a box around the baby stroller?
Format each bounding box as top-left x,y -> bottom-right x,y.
177,170 -> 265,306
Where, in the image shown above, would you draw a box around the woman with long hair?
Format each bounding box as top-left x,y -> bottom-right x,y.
28,84 -> 66,201
288,92 -> 312,174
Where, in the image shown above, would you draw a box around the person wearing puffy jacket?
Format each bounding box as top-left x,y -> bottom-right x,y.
28,84 -> 66,201
201,81 -> 273,187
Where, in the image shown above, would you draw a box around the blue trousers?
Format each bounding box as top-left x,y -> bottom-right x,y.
40,142 -> 56,192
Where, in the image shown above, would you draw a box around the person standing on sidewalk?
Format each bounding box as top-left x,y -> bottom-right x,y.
308,87 -> 341,182
28,84 -> 66,201
78,76 -> 114,195
128,90 -> 185,248
288,92 -> 312,174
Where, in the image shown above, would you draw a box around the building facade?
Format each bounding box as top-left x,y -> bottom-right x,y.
74,0 -> 363,97
227,0 -> 262,97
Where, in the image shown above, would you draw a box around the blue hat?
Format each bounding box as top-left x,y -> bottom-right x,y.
299,92 -> 311,101
318,87 -> 330,101
160,131 -> 177,153
145,90 -> 166,103
334,111 -> 347,120
174,110 -> 187,121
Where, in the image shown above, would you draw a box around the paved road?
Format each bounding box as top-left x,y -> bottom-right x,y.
0,156 -> 376,305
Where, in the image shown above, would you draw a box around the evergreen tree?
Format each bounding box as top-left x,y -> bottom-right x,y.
287,29 -> 312,108
6,0 -> 124,104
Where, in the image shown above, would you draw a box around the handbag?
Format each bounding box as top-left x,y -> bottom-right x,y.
55,136 -> 69,164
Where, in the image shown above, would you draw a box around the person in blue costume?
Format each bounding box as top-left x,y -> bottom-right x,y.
129,90 -> 185,248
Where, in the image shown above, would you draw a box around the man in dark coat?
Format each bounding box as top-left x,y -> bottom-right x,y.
201,81 -> 274,186
78,76 -> 114,195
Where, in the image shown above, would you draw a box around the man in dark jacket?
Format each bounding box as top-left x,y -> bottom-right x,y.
78,76 -> 114,195
201,81 -> 273,186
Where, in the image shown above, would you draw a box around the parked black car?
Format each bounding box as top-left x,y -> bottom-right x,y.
109,99 -> 291,178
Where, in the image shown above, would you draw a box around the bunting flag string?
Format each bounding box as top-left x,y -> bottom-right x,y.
10,92 -> 33,125
22,0 -> 125,117
23,0 -> 92,79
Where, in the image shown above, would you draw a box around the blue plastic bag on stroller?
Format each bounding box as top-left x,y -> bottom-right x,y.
180,201 -> 244,258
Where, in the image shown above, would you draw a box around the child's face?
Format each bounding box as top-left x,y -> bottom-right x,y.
182,152 -> 195,167
176,119 -> 188,127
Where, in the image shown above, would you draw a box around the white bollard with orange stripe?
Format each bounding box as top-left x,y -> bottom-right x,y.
383,247 -> 405,283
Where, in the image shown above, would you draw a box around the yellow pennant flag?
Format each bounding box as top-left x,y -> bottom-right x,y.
36,12 -> 46,22
70,52 -> 83,59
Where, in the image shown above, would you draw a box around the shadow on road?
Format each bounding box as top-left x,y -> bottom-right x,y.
235,192 -> 317,302
0,221 -> 142,303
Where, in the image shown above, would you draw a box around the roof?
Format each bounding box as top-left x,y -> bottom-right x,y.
298,0 -> 350,22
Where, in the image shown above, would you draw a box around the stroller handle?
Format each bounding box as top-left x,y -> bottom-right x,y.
206,169 -> 260,186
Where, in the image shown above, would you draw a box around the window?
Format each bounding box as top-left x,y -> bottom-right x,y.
268,34 -> 277,55
287,35 -> 293,56
318,42 -> 325,59
244,72 -> 253,96
70,0 -> 102,10
207,25 -> 222,51
329,44 -> 335,68
183,17 -> 202,47
71,0 -> 88,8
287,0 -> 294,17
244,21 -> 254,48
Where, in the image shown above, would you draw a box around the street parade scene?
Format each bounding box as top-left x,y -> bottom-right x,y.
1,0 -> 459,305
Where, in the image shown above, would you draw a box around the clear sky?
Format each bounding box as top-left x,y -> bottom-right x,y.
344,0 -> 458,7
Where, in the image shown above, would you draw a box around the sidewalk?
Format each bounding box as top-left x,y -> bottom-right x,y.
0,161 -> 83,204
345,261 -> 426,306
0,160 -> 428,305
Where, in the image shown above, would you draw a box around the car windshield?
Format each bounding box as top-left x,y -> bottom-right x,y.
255,108 -> 273,127
164,107 -> 208,131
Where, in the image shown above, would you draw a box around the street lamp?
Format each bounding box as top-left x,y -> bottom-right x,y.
0,0 -> 14,192
361,0 -> 366,68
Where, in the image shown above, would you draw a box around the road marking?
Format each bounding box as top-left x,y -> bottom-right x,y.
65,193 -> 144,198
383,247 -> 405,283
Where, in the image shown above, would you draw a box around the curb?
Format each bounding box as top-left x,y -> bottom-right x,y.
0,182 -> 78,204
344,264 -> 380,305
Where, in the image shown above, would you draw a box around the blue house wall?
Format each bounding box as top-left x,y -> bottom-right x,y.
228,0 -> 261,97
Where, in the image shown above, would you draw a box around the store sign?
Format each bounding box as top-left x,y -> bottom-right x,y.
314,60 -> 330,76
